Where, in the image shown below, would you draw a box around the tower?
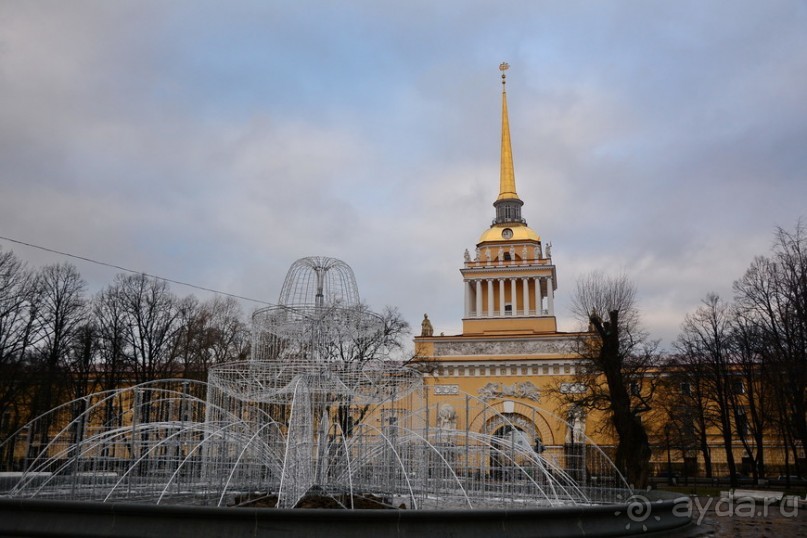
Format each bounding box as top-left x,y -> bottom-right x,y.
413,64 -> 585,453
461,63 -> 558,336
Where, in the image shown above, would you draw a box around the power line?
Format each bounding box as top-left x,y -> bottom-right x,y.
0,234 -> 274,306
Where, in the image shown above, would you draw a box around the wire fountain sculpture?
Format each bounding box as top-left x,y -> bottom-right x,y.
1,257 -> 631,509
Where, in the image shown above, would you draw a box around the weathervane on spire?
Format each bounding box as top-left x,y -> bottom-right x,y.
499,62 -> 509,87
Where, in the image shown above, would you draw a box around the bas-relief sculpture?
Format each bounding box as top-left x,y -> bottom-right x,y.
434,384 -> 459,395
433,338 -> 575,357
565,405 -> 586,444
559,382 -> 587,394
478,381 -> 540,402
438,404 -> 457,429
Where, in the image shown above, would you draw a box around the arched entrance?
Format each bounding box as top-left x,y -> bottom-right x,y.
470,400 -> 556,446
485,413 -> 543,480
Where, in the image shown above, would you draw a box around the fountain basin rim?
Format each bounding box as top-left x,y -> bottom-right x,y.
0,493 -> 694,538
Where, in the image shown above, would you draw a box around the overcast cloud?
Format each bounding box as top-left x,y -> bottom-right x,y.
1,0 -> 805,347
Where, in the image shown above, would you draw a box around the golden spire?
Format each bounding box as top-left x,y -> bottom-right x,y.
497,62 -> 519,201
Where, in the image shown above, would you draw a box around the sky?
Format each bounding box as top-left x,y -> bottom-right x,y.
1,1 -> 806,349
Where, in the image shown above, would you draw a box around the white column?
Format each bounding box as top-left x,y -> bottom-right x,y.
498,278 -> 505,317
535,276 -> 544,316
547,275 -> 555,316
487,279 -> 494,318
464,280 -> 472,317
509,278 -> 517,316
522,277 -> 529,316
475,280 -> 482,318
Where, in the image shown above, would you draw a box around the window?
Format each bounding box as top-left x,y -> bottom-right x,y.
732,380 -> 745,395
630,382 -> 641,396
680,382 -> 692,397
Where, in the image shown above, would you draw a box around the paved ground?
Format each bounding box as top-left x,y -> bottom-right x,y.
682,497 -> 807,537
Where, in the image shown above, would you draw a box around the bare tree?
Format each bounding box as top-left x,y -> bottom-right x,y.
62,321 -> 101,445
0,250 -> 37,369
172,296 -> 250,380
64,322 -> 100,398
113,273 -> 183,384
170,295 -> 206,379
0,249 -> 39,467
729,308 -> 773,482
325,304 -> 410,437
94,285 -> 128,390
28,262 -> 87,451
205,297 -> 249,361
565,271 -> 656,488
675,294 -> 740,486
733,221 -> 807,475
653,356 -> 716,479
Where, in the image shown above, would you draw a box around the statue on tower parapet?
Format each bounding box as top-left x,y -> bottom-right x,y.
421,314 -> 434,337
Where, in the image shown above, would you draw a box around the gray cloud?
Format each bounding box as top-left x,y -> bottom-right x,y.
1,1 -> 805,348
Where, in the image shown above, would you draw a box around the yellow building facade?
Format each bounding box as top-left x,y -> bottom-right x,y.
412,66 -> 800,482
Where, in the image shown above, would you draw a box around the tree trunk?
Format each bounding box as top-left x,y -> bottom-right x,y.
699,428 -> 712,479
593,310 -> 651,488
718,407 -> 738,487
